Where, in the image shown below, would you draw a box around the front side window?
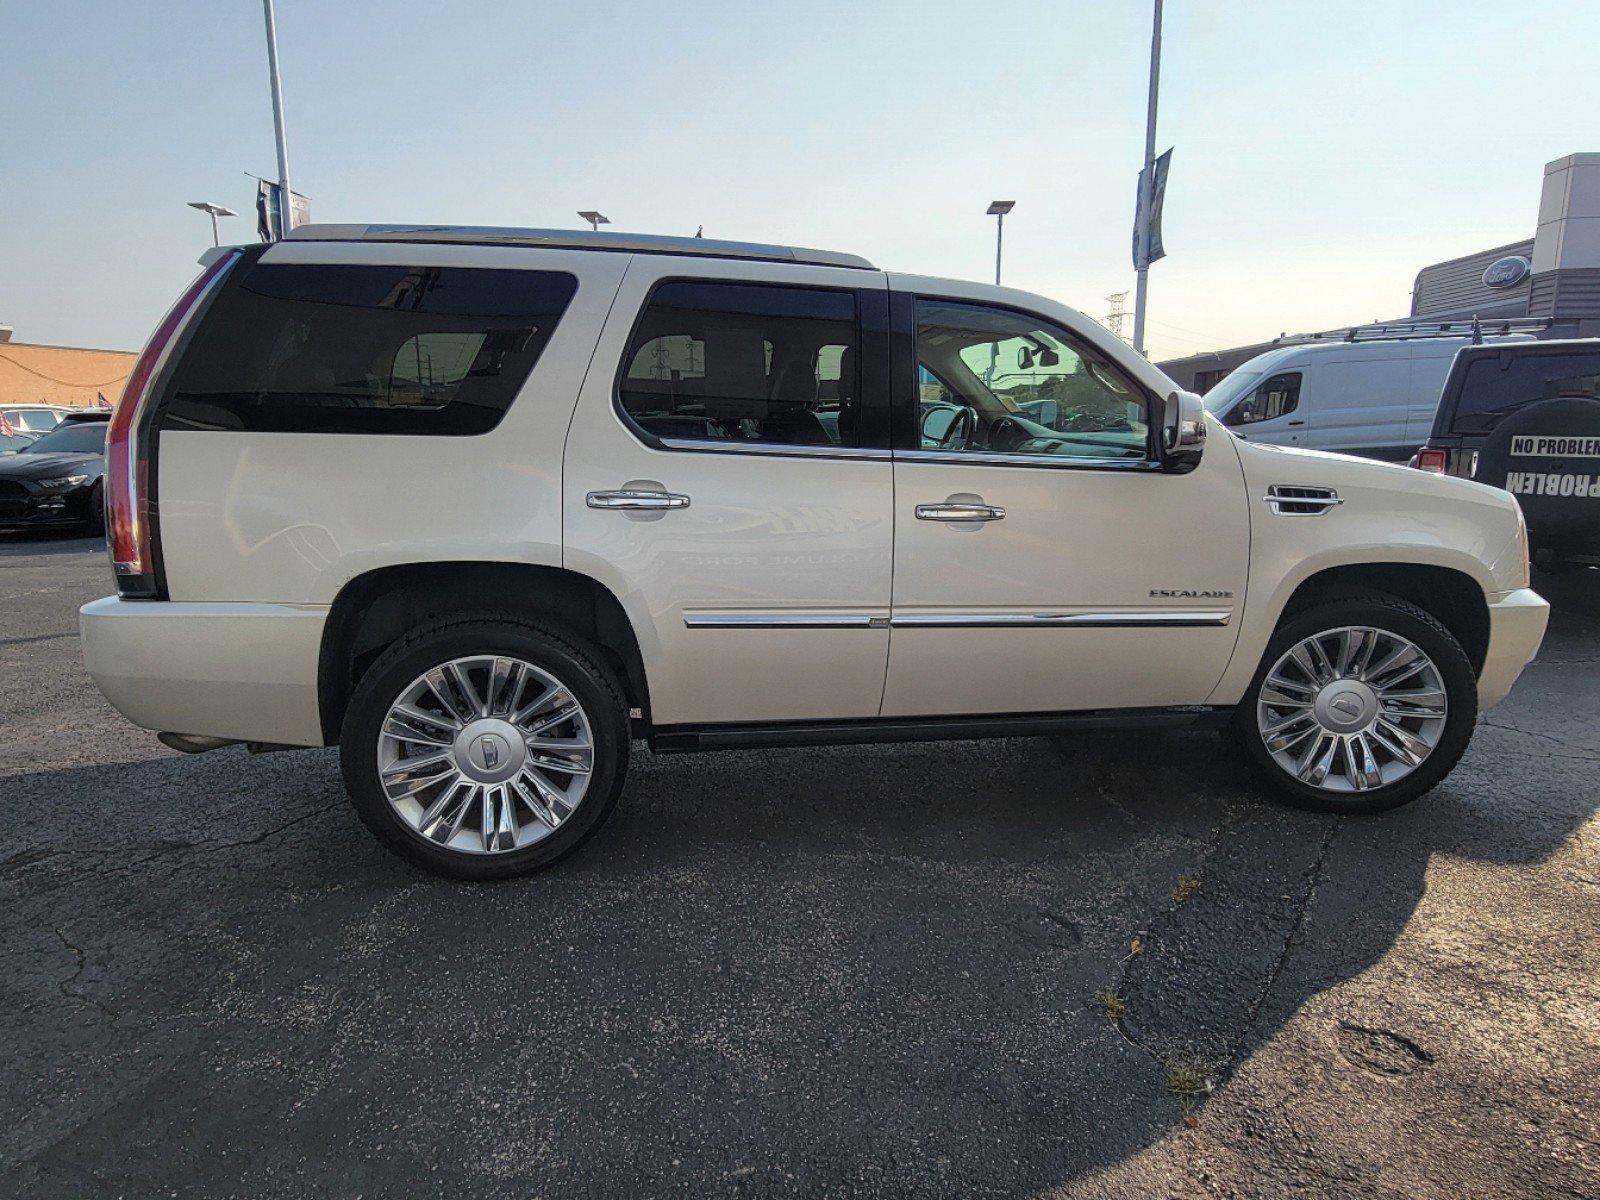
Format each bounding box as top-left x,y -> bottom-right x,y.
618,281 -> 865,448
161,262 -> 577,435
914,300 -> 1149,460
1225,372 -> 1301,426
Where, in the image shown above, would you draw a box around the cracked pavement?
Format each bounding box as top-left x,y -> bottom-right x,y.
2,532 -> 1597,1198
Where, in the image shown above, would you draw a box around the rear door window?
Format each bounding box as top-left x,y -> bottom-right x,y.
617,281 -> 871,449
1451,351 -> 1600,433
161,262 -> 577,435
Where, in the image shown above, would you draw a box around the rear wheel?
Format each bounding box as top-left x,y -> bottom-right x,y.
340,617 -> 629,879
1234,594 -> 1477,814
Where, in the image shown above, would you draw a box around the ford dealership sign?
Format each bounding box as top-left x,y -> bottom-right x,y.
1482,255 -> 1531,289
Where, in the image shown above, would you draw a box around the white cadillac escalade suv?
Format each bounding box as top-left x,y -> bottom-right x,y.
81,225 -> 1550,879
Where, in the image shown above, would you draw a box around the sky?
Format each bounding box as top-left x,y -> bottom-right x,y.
4,0 -> 1598,362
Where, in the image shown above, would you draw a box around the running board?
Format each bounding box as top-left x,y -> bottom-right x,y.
648,707 -> 1230,753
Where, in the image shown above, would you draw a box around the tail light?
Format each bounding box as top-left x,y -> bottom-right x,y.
1412,447 -> 1449,474
107,251 -> 238,596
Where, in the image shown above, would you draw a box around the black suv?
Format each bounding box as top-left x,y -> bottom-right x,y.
1415,339 -> 1600,570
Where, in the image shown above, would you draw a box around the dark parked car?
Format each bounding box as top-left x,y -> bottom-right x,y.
0,410 -> 109,534
1414,339 -> 1600,570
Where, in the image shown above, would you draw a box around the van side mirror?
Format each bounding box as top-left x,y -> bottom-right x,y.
1159,389 -> 1206,472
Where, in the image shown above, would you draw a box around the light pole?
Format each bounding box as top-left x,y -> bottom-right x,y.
986,200 -> 1015,285
262,0 -> 295,233
578,211 -> 611,233
1131,0 -> 1163,355
187,201 -> 238,246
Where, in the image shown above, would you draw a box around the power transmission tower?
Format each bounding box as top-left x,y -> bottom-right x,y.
1105,291 -> 1129,340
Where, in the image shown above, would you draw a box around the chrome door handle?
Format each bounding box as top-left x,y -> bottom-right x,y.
586,489 -> 691,510
915,502 -> 1005,522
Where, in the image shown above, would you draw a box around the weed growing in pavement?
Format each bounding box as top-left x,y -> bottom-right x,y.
1163,1052 -> 1214,1116
1093,989 -> 1126,1020
1172,875 -> 1201,903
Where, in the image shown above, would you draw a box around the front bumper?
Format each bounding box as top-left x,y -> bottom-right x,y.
1478,588 -> 1550,711
79,597 -> 329,747
0,480 -> 95,528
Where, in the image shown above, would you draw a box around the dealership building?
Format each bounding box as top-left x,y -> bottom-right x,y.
1159,152 -> 1600,392
0,325 -> 135,411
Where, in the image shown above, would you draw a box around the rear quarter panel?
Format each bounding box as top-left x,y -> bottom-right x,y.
156,242 -> 627,604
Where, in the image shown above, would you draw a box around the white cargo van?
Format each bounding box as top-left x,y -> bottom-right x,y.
1202,332 -> 1534,461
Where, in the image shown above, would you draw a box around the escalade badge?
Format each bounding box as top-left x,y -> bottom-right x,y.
1149,589 -> 1233,599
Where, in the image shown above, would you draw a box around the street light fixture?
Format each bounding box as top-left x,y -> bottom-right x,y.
986,200 -> 1015,285
578,211 -> 611,233
188,201 -> 238,247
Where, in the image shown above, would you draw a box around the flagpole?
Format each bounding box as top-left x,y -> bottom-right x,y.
1131,0 -> 1163,355
262,0 -> 294,233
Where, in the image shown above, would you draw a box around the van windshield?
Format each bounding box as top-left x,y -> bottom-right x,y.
1452,351 -> 1600,432
1202,371 -> 1262,414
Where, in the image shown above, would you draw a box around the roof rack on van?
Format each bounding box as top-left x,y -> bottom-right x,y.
1272,317 -> 1552,347
284,224 -> 876,271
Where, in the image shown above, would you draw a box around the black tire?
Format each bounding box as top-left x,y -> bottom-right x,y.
1232,593 -> 1478,815
340,615 -> 630,880
85,481 -> 105,537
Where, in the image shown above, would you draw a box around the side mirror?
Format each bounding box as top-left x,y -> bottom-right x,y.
1159,389 -> 1206,472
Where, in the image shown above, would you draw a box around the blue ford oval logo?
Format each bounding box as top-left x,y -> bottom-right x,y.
1482,255 -> 1530,289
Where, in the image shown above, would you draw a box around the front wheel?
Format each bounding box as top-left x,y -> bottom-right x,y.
340,617 -> 630,880
1234,594 -> 1478,814
85,481 -> 105,536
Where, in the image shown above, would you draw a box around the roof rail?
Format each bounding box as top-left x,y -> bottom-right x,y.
284,224 -> 875,270
1272,316 -> 1552,347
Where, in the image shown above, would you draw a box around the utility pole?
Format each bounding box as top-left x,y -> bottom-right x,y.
1131,0 -> 1163,355
262,0 -> 294,233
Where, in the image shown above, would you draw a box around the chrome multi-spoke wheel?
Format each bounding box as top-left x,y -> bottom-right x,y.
377,655 -> 595,855
1256,625 -> 1448,794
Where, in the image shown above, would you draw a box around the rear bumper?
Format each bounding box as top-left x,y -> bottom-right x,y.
79,597 -> 328,747
1478,588 -> 1550,711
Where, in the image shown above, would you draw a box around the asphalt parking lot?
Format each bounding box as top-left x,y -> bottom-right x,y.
2,532 -> 1597,1198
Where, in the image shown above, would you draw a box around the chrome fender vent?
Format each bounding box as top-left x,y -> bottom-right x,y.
1265,485 -> 1343,515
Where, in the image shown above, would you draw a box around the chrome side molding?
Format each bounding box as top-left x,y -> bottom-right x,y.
890,610 -> 1230,628
683,609 -> 1230,630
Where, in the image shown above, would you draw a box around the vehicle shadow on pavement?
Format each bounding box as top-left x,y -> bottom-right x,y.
2,570 -> 1596,1197
0,531 -> 104,558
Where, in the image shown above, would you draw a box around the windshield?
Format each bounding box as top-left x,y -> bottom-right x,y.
1202,370 -> 1262,414
21,421 -> 107,455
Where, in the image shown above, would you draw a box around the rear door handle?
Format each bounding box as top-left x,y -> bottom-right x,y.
586,489 -> 691,510
915,502 -> 1006,522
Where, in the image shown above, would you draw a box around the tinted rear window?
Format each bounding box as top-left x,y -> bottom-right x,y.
1451,350 -> 1600,433
161,262 -> 577,435
617,281 -> 864,448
